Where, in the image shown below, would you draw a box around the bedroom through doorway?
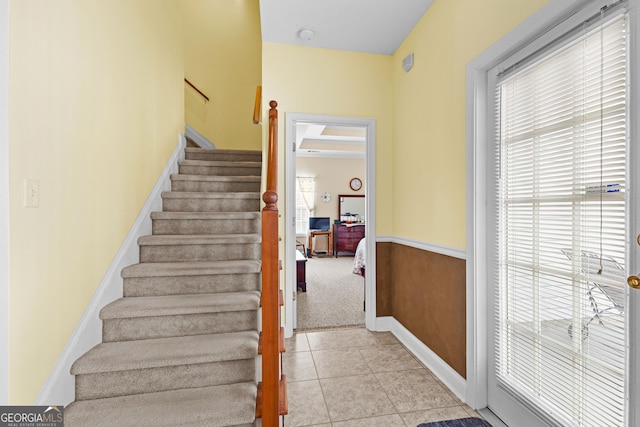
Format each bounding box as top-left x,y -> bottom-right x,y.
284,113 -> 376,336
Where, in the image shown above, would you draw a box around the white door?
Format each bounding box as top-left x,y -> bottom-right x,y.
487,3 -> 640,426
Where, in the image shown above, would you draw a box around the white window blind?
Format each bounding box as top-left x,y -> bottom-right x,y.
295,177 -> 315,235
495,12 -> 628,427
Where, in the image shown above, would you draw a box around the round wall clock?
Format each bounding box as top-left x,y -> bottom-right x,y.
349,177 -> 362,191
320,192 -> 331,202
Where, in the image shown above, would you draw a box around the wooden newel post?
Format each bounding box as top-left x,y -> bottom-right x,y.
261,100 -> 281,427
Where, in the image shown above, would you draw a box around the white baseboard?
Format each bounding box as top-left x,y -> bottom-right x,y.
374,316 -> 393,331
387,317 -> 467,403
185,124 -> 215,150
34,135 -> 186,406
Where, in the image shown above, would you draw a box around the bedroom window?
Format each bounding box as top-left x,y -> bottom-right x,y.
296,177 -> 315,235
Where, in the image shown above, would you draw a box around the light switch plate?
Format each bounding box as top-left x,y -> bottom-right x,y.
23,179 -> 39,207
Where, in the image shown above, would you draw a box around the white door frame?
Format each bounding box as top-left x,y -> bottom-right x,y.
1,0 -> 10,405
625,3 -> 640,426
465,0 -> 606,411
284,113 -> 376,338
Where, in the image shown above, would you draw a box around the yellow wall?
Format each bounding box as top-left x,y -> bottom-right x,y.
178,0 -> 262,150
392,0 -> 550,248
8,0 -> 184,403
262,43 -> 393,236
296,157 -> 366,224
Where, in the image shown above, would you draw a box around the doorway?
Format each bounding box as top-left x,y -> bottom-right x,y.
467,0 -> 640,425
284,113 -> 376,337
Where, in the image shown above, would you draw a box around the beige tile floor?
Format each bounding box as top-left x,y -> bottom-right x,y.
283,327 -> 480,427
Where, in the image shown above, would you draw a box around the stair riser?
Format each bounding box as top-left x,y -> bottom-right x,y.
75,359 -> 255,400
185,152 -> 261,162
171,180 -> 260,193
140,243 -> 261,263
66,382 -> 258,427
179,164 -> 261,176
162,198 -> 260,212
152,218 -> 260,235
103,310 -> 258,342
123,273 -> 261,297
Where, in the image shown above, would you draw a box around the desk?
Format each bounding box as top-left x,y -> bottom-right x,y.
308,230 -> 333,258
296,250 -> 307,292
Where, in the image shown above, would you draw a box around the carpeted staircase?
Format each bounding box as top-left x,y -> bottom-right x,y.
65,147 -> 263,426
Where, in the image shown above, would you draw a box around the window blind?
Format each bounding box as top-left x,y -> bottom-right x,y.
495,12 -> 628,427
295,177 -> 315,235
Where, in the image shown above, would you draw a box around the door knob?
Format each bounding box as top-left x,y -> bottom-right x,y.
628,275 -> 640,289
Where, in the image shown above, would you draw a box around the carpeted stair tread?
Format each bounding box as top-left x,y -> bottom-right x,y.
100,291 -> 260,320
122,260 -> 262,278
178,160 -> 261,177
65,382 -> 257,427
169,174 -> 261,193
185,147 -> 261,155
150,212 -> 260,234
138,234 -> 261,246
161,191 -> 260,200
71,331 -> 258,375
150,211 -> 260,221
171,174 -> 260,183
179,159 -> 261,167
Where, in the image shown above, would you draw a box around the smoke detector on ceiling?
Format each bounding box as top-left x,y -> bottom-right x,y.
297,28 -> 314,41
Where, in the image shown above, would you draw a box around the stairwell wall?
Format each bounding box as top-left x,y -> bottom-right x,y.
7,0 -> 184,404
178,0 -> 262,151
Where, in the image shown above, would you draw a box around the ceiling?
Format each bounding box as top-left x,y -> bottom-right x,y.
260,0 -> 434,56
295,124 -> 366,159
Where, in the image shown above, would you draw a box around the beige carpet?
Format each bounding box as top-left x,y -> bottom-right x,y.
296,256 -> 365,330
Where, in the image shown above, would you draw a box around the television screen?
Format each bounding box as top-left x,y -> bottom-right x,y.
309,217 -> 330,231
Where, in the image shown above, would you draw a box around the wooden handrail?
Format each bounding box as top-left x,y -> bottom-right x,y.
261,100 -> 282,427
253,86 -> 262,124
184,78 -> 209,102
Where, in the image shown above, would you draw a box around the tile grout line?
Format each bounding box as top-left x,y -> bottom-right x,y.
355,345 -> 409,425
309,344 -> 332,425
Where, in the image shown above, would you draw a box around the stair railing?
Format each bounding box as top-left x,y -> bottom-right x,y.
261,100 -> 283,426
183,78 -> 209,102
253,86 -> 262,124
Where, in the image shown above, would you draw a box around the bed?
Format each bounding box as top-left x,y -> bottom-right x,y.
352,238 -> 366,311
352,237 -> 366,277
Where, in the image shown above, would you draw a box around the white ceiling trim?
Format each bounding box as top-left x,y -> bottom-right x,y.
296,150 -> 366,159
304,135 -> 365,143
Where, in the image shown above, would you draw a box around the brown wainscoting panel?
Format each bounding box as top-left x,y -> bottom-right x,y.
390,243 -> 466,377
375,241 -> 393,316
